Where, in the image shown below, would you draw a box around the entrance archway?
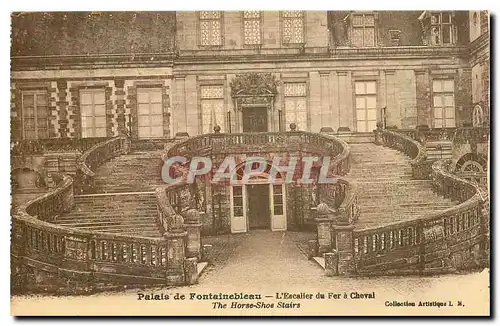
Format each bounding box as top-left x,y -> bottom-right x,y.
229,162 -> 286,233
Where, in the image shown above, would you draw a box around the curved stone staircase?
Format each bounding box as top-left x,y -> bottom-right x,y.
55,150 -> 166,237
348,143 -> 457,230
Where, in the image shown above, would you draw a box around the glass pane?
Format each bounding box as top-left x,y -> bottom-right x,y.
364,28 -> 375,47
444,95 -> 454,107
366,96 -> 377,108
138,115 -> 150,127
233,186 -> 242,196
366,81 -> 376,94
444,80 -> 454,92
94,105 -> 106,116
445,106 -> 455,118
442,25 -> 451,44
442,13 -> 451,23
150,126 -> 163,137
95,117 -> 106,128
80,92 -> 93,105
367,120 -> 377,132
352,15 -> 363,26
356,97 -> 365,109
38,128 -> 49,139
292,18 -> 304,43
151,103 -> 163,115
93,91 -> 105,104
432,80 -> 442,92
274,205 -> 283,215
36,94 -> 48,106
367,109 -> 377,120
25,130 -> 36,139
357,120 -> 366,132
23,107 -> 34,117
243,11 -> 260,19
24,118 -> 35,130
137,91 -> 149,103
356,109 -> 367,120
352,28 -> 363,47
234,207 -> 243,217
355,82 -> 365,94
149,90 -> 162,103
433,96 -> 442,107
434,108 -> 443,119
274,195 -> 283,204
364,15 -> 375,26
81,117 -> 94,129
151,114 -> 164,126
80,105 -> 93,116
23,94 -> 34,107
200,21 -> 210,45
273,185 -> 282,194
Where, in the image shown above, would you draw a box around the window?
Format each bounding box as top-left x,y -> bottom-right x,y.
432,79 -> 455,128
232,186 -> 244,217
355,81 -> 377,132
137,88 -> 163,139
352,13 -> 375,47
243,11 -> 261,45
200,85 -> 225,134
282,11 -> 304,44
21,90 -> 48,139
272,185 -> 284,215
199,11 -> 222,46
80,89 -> 106,138
284,82 -> 307,131
430,12 -> 454,45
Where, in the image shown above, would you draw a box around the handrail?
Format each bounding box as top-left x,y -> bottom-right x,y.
380,129 -> 428,179
352,157 -> 488,273
75,136 -> 128,192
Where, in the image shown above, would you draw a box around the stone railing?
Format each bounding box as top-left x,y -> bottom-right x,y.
452,127 -> 490,145
350,159 -> 488,276
11,137 -> 108,156
11,174 -> 193,294
75,136 -> 129,193
378,129 -> 429,179
166,131 -> 345,161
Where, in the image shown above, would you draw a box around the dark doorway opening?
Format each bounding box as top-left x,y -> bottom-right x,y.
242,106 -> 268,132
247,184 -> 270,230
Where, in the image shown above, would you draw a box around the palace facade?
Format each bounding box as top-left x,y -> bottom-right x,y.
11,11 -> 490,142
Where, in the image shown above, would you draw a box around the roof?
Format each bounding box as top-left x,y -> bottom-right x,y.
11,12 -> 176,57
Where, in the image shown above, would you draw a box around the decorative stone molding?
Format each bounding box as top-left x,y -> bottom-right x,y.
230,73 -> 279,110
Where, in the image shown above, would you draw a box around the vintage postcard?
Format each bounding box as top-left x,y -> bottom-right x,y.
10,10 -> 490,316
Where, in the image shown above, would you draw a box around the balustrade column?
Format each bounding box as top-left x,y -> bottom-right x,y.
182,209 -> 202,261
164,229 -> 188,285
332,225 -> 356,275
314,203 -> 335,254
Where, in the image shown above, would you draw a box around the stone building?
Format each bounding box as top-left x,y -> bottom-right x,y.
11,11 -> 489,235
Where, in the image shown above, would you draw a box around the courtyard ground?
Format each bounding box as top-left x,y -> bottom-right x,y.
11,230 -> 490,316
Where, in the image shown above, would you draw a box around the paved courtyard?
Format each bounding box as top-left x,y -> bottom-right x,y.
11,230 -> 490,315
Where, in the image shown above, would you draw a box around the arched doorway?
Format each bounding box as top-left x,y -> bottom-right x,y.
229,162 -> 286,233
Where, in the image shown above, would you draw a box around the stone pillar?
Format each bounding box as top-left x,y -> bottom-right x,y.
182,209 -> 202,261
202,244 -> 213,264
164,229 -> 187,286
324,250 -> 339,276
333,225 -> 356,275
307,240 -> 318,260
184,257 -> 199,285
315,203 -> 335,255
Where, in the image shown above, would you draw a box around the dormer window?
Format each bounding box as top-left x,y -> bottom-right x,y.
419,11 -> 456,46
345,12 -> 376,47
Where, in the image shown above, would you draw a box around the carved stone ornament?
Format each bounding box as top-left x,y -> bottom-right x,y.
230,72 -> 279,98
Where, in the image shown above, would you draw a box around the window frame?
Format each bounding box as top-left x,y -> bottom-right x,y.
79,88 -> 107,138
354,80 -> 378,133
21,89 -> 49,140
283,81 -> 308,131
349,12 -> 376,48
136,87 -> 164,139
199,84 -> 226,134
429,11 -> 455,46
431,78 -> 456,128
198,11 -> 223,48
281,11 -> 306,46
242,11 -> 263,47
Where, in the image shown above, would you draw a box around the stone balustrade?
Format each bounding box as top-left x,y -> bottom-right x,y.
75,136 -> 129,193
350,158 -> 488,276
379,129 -> 429,179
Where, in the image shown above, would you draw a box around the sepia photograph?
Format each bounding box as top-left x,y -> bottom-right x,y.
8,8 -> 491,317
